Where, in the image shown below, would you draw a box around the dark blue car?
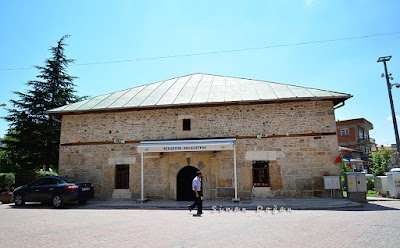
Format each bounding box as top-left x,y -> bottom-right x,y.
13,176 -> 94,208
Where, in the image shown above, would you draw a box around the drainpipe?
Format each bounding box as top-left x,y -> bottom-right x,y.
334,101 -> 345,110
52,116 -> 62,123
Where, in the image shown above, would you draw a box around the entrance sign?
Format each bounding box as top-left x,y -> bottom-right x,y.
137,138 -> 236,153
137,138 -> 239,202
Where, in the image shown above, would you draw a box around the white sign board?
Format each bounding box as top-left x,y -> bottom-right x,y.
137,138 -> 236,153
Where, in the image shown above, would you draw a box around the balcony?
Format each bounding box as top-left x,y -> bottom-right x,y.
358,137 -> 375,145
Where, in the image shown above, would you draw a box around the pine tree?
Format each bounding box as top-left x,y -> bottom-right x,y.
3,35 -> 81,172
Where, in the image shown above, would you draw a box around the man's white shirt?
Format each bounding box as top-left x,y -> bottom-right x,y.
192,176 -> 201,191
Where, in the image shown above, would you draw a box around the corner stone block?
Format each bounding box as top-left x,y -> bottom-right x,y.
217,178 -> 233,187
245,151 -> 277,161
311,177 -> 324,190
108,156 -> 136,165
217,188 -> 235,198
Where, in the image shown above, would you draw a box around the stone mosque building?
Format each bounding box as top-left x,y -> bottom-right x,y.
47,73 -> 352,201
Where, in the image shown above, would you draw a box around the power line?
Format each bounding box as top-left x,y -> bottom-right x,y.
1,31 -> 400,71
371,121 -> 393,138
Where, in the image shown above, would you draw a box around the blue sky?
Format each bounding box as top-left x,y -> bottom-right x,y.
1,0 -> 400,146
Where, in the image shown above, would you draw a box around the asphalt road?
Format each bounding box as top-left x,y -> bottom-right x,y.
1,200 -> 399,248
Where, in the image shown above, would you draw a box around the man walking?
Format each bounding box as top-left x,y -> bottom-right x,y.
188,171 -> 202,216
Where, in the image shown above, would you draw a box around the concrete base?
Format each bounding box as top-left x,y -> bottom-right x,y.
112,189 -> 132,200
252,187 -> 274,198
232,198 -> 240,202
347,192 -> 367,203
136,198 -> 149,203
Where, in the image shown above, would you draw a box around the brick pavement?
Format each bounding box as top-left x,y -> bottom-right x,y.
0,200 -> 399,248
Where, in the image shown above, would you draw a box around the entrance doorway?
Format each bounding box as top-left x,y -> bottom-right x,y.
177,166 -> 198,201
115,164 -> 129,189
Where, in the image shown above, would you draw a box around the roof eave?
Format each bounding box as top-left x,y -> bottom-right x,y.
45,95 -> 352,116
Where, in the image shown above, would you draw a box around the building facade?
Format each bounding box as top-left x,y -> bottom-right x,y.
48,73 -> 351,200
336,118 -> 375,172
336,118 -> 375,160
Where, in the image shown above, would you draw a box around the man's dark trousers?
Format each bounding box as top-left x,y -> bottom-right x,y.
189,191 -> 202,214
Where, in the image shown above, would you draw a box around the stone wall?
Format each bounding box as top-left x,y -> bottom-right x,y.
58,101 -> 341,200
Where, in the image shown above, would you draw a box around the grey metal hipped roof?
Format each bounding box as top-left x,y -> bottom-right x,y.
47,73 -> 352,114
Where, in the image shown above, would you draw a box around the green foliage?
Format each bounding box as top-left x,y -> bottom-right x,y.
370,149 -> 392,176
367,190 -> 379,197
0,173 -> 15,191
340,158 -> 352,174
34,169 -> 58,178
0,149 -> 10,172
2,35 -> 82,172
366,178 -> 374,191
340,158 -> 352,191
0,135 -> 19,173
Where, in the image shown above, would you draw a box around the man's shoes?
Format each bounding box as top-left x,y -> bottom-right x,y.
187,205 -> 192,212
193,214 -> 202,217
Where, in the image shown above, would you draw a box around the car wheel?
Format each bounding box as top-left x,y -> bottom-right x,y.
78,200 -> 88,205
14,194 -> 25,206
52,195 -> 64,208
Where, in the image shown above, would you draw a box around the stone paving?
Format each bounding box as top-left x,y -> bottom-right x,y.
0,200 -> 399,248
75,197 -> 362,210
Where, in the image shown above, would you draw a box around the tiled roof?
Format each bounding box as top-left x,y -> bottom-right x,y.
46,73 -> 352,114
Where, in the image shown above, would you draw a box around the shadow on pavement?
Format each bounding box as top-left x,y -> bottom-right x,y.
329,202 -> 400,212
4,202 -> 191,211
4,202 -> 86,210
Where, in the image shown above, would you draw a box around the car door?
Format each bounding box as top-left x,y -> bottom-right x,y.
39,178 -> 62,202
24,178 -> 46,202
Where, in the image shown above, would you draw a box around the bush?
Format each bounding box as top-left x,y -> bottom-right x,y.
366,178 -> 374,191
341,175 -> 346,191
340,159 -> 352,191
34,169 -> 58,178
0,173 -> 16,192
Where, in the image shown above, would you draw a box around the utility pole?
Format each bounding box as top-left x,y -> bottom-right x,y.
378,56 -> 400,164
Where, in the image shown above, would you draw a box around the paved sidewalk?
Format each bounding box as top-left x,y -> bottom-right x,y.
78,197 -> 363,210
1,198 -> 399,247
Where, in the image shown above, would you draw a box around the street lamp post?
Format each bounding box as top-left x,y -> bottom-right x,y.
378,56 -> 400,163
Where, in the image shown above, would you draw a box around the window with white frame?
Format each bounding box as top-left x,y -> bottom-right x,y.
341,128 -> 349,137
